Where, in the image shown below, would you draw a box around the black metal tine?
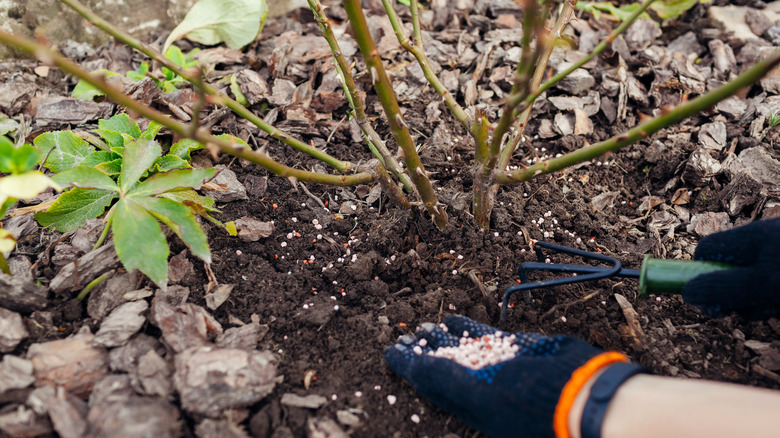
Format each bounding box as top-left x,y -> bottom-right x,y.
520,262 -> 640,278
500,241 -> 624,321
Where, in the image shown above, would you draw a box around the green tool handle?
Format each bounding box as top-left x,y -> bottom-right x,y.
638,255 -> 736,296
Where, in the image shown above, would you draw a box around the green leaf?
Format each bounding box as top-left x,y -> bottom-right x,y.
159,188 -> 217,211
99,113 -> 142,139
215,133 -> 248,147
163,0 -> 268,51
112,198 -> 169,289
34,131 -> 95,173
0,199 -> 15,218
126,62 -> 149,82
650,0 -> 699,20
0,136 -> 16,173
577,2 -> 647,21
229,75 -> 249,107
170,138 -> 205,160
35,188 -> 118,232
141,121 -> 165,140
10,145 -> 39,174
81,151 -> 116,168
51,167 -> 120,192
161,81 -> 179,94
153,155 -> 191,172
130,168 -> 216,197
225,220 -> 237,236
119,139 -> 162,193
96,159 -> 123,176
165,45 -> 186,67
72,69 -> 121,100
0,117 -> 19,137
133,196 -> 211,263
0,172 -> 61,207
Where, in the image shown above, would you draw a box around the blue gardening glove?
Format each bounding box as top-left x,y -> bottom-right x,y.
384,316 -> 636,438
682,218 -> 780,319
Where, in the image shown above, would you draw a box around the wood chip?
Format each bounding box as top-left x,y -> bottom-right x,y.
49,243 -> 122,294
27,327 -> 109,398
281,393 -> 328,409
93,300 -> 149,348
0,355 -> 35,393
205,284 -> 235,310
0,308 -> 28,352
174,346 -> 277,417
234,217 -> 274,242
215,320 -> 268,351
614,293 -> 647,352
0,273 -> 48,313
307,417 -> 349,438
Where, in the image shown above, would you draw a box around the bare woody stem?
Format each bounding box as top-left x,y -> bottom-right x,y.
0,29 -> 375,187
343,0 -> 447,229
471,0 -> 545,227
497,0 -> 578,171
501,0 -> 656,168
512,0 -> 657,120
496,46 -> 780,183
381,0 -> 471,131
58,0 -> 355,174
307,0 -> 414,194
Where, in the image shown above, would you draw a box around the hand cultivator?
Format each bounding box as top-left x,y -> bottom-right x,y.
501,241 -> 734,321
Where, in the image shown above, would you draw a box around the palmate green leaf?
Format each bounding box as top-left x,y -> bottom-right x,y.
96,159 -> 123,176
34,131 -> 95,173
35,188 -> 118,232
0,172 -> 61,208
119,139 -> 162,193
99,113 -> 142,138
152,155 -> 191,173
169,138 -> 205,160
159,188 -> 217,212
130,168 -> 216,197
163,0 -> 268,51
141,121 -> 165,140
95,129 -> 136,150
51,166 -> 119,192
80,150 -> 117,168
112,198 -> 169,289
132,195 -> 211,263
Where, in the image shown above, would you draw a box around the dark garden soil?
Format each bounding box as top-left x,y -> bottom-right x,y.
2,0 -> 780,437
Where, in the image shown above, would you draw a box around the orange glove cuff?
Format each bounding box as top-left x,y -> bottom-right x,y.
552,351 -> 629,438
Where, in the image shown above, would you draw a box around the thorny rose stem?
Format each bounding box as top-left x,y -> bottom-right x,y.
8,0 -> 780,228
342,0 -> 449,230
307,0 -> 415,202
496,46 -> 780,183
58,0 -> 357,175
0,30 -> 376,187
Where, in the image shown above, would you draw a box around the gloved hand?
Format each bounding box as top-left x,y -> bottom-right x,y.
384,315 -> 644,438
683,218 -> 780,318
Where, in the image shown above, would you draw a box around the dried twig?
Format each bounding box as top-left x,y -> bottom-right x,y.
541,290 -> 600,319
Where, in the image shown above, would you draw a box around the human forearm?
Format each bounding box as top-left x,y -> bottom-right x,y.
571,374 -> 780,438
